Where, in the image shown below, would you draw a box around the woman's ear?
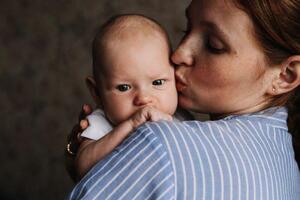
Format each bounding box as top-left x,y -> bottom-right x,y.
85,76 -> 103,108
269,55 -> 300,95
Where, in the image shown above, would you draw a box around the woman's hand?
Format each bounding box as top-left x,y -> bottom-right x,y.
65,104 -> 93,182
66,104 -> 93,156
129,106 -> 173,130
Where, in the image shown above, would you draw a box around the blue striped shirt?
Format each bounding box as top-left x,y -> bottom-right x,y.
67,107 -> 300,200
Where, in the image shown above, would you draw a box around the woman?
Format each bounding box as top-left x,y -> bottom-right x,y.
67,0 -> 300,199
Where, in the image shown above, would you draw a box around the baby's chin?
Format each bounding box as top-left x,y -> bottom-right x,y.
106,114 -> 131,126
104,114 -> 120,126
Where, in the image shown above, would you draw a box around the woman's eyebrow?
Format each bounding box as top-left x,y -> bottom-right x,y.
199,20 -> 230,42
185,8 -> 228,39
184,7 -> 231,46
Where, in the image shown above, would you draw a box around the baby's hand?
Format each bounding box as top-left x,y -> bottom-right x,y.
129,106 -> 173,130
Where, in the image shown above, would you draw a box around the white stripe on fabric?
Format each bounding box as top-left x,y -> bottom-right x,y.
208,123 -> 232,200
270,125 -> 284,199
156,183 -> 175,200
242,120 -> 271,200
174,123 -> 197,200
234,124 -> 255,200
144,172 -> 174,200
258,123 -> 275,199
92,143 -> 163,200
257,116 -> 286,123
251,121 -> 274,200
193,123 -> 215,200
196,123 -> 223,200
132,164 -> 173,200
274,128 -> 287,200
151,123 -> 177,198
163,123 -> 188,199
74,129 -> 151,198
216,125 -> 235,200
266,124 -> 280,199
277,129 -> 288,200
116,153 -> 168,200
183,123 -> 206,200
223,122 -> 250,200
236,120 -> 260,200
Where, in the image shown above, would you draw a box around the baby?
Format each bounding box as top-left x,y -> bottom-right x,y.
68,14 -> 192,179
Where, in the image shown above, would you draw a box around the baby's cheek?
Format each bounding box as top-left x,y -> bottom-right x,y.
163,90 -> 178,115
108,105 -> 135,125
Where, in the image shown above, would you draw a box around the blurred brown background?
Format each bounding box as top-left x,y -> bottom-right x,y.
0,0 -> 189,199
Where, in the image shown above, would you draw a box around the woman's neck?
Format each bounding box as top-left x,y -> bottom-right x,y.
209,100 -> 273,120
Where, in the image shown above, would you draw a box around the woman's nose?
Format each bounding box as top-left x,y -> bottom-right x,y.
133,93 -> 155,107
171,40 -> 194,67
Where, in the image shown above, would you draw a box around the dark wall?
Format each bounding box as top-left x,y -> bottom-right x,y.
0,0 -> 189,199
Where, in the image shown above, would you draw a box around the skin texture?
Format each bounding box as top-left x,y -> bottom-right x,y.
172,0 -> 279,117
97,31 -> 178,125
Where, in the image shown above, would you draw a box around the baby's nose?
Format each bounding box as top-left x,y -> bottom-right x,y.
133,93 -> 155,107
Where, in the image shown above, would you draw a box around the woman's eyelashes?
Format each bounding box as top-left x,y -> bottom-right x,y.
182,19 -> 227,54
205,35 -> 226,54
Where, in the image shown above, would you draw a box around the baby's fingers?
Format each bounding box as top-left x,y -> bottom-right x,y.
149,110 -> 173,122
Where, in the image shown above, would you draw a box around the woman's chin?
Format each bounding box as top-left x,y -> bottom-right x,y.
178,95 -> 193,110
178,95 -> 207,113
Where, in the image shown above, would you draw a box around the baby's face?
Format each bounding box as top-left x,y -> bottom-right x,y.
98,34 -> 178,125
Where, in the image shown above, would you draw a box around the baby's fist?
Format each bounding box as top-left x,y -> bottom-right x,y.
130,106 -> 172,129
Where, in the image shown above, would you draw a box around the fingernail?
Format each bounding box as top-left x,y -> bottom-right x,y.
83,104 -> 88,111
80,120 -> 88,128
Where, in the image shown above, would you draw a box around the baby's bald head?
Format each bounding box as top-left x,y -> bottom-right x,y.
92,14 -> 172,84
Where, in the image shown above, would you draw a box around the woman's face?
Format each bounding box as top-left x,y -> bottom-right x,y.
172,0 -> 274,116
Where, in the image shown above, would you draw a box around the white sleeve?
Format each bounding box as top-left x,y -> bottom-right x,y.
80,109 -> 113,140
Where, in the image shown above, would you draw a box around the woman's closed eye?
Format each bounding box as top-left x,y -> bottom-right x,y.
116,84 -> 131,92
205,35 -> 226,54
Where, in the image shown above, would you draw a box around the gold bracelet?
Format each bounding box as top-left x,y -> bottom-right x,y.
66,142 -> 76,156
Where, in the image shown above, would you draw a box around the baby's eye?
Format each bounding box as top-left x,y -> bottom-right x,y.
152,79 -> 165,86
116,84 -> 131,92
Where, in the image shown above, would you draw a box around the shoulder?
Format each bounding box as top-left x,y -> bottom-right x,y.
144,107 -> 289,150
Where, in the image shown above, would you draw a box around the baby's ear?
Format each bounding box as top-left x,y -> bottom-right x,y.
85,76 -> 103,108
269,55 -> 300,95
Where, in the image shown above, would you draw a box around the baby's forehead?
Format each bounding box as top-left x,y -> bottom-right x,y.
93,15 -> 172,81
103,23 -> 168,47
98,15 -> 168,44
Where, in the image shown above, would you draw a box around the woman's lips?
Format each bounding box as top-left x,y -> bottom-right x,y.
176,79 -> 187,92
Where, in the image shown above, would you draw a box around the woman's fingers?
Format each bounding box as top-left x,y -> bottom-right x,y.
80,119 -> 89,131
78,104 -> 93,121
67,124 -> 82,156
67,104 -> 93,156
